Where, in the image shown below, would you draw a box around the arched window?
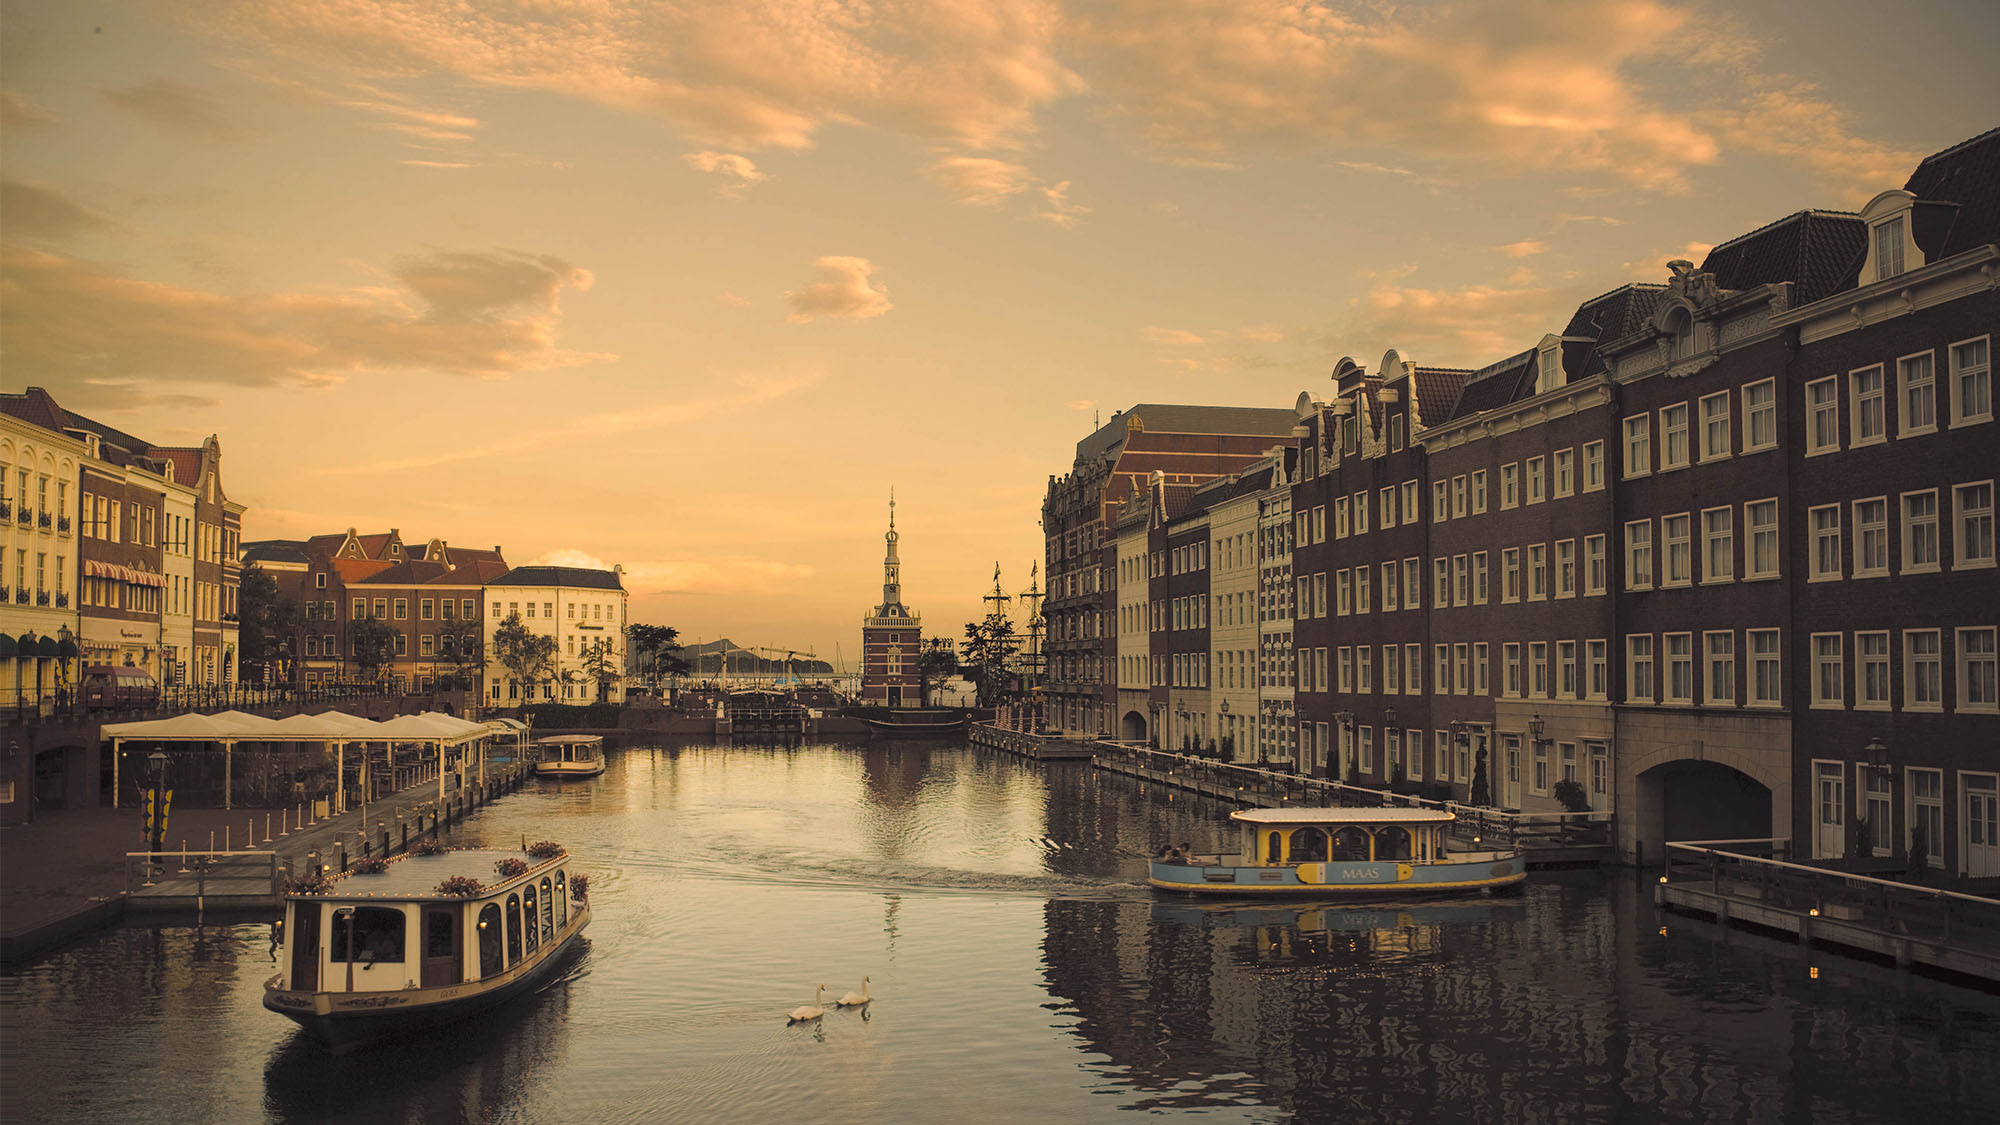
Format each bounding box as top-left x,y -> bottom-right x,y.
539,878 -> 554,943
477,904 -> 503,977
522,884 -> 540,954
506,893 -> 522,965
1376,826 -> 1413,860
1331,827 -> 1372,861
1664,307 -> 1695,362
1266,831 -> 1284,863
554,868 -> 567,925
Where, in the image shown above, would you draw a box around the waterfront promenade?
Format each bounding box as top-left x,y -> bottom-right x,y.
0,763 -> 529,963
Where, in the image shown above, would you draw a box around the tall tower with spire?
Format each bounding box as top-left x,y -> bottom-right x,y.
861,491 -> 923,708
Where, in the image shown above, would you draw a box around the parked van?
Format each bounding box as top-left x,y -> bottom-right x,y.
81,665 -> 160,710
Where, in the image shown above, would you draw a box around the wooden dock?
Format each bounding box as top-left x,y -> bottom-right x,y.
968,723 -> 1096,760
1659,840 -> 2000,984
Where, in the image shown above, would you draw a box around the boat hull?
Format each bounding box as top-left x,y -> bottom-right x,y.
263,902 -> 589,1054
534,762 -> 605,778
1147,855 -> 1525,896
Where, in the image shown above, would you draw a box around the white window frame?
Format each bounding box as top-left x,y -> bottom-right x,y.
1525,456 -> 1545,504
1809,504 -> 1842,582
1664,632 -> 1693,704
1699,390 -> 1731,462
1584,534 -> 1607,596
1954,481 -> 1995,570
1471,469 -> 1488,514
1747,499 -> 1780,580
1555,538 -> 1576,599
1701,506 -> 1733,584
1811,632 -> 1844,709
1904,627 -> 1943,713
1743,378 -> 1777,453
1901,489 -> 1940,575
1624,520 -> 1653,591
1553,448 -> 1574,498
1704,630 -> 1735,707
1626,634 -> 1655,704
1855,630 -> 1891,711
1582,440 -> 1605,492
1850,364 -> 1886,447
1623,415 -> 1651,479
1501,462 -> 1519,509
1432,481 -> 1449,523
1587,639 -> 1608,701
1749,628 -> 1782,708
1853,496 -> 1889,578
1503,643 -> 1522,697
1898,350 -> 1937,438
1806,376 -> 1840,456
1472,550 -> 1489,604
1958,626 -> 1999,714
1660,403 -> 1690,470
1501,548 -> 1520,604
1663,513 -> 1691,588
1949,335 -> 1992,428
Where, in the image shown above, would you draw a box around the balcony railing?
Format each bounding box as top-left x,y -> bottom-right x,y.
36,511 -> 51,529
56,516 -> 70,534
0,499 -> 10,519
12,589 -> 26,604
54,592 -> 68,608
35,591 -> 49,606
14,507 -> 30,525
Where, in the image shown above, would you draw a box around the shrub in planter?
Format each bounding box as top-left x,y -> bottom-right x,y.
495,857 -> 529,879
285,872 -> 333,895
525,840 -> 563,860
412,839 -> 447,856
353,856 -> 389,874
1551,779 -> 1591,813
568,873 -> 590,902
435,875 -> 485,897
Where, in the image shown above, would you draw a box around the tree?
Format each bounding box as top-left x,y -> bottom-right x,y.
917,638 -> 959,706
1471,747 -> 1493,807
491,612 -> 557,707
1551,778 -> 1590,813
349,617 -> 399,684
438,618 -> 484,692
960,615 -> 1021,707
237,564 -> 301,684
580,638 -> 619,703
625,623 -> 688,688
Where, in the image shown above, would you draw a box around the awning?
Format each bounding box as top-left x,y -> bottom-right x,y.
34,637 -> 59,658
0,635 -> 15,658
55,637 -> 78,659
82,559 -> 166,587
15,633 -> 37,655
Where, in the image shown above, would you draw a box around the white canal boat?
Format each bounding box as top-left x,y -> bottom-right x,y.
263,845 -> 589,1054
1147,808 -> 1525,897
533,735 -> 606,779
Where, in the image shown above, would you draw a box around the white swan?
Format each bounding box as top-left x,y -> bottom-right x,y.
835,977 -> 870,1007
788,985 -> 826,1023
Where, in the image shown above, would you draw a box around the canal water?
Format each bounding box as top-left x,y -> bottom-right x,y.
4,742 -> 1997,1123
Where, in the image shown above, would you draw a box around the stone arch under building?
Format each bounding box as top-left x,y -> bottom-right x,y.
1120,710 -> 1147,743
1630,757 -> 1783,868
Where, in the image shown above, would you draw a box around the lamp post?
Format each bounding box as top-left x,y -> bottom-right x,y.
55,624 -> 74,710
1218,697 -> 1230,761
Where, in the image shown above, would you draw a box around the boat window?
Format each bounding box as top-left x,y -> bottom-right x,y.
477,904 -> 504,977
1330,827 -> 1372,862
1376,826 -> 1413,861
332,906 -> 406,963
522,885 -> 540,954
1289,829 -> 1327,862
506,894 -> 523,965
554,869 -> 566,924
539,878 -> 554,943
426,909 -> 456,959
1266,831 -> 1283,864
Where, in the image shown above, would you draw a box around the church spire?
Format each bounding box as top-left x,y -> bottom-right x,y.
879,489 -> 903,613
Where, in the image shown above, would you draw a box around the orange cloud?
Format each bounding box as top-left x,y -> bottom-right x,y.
786,256 -> 892,323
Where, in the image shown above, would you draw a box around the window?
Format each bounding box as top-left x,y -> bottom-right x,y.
1432,481 -> 1448,523
1661,404 -> 1689,469
1807,377 -> 1840,455
1337,647 -> 1353,692
1665,633 -> 1693,703
1585,535 -> 1606,595
1911,769 -> 1943,870
393,598 -> 408,620
1406,644 -> 1422,695
1955,482 -> 1995,569
1851,366 -> 1886,445
1528,642 -> 1547,697
1905,628 -> 1942,711
1582,441 -> 1604,491
1501,547 -> 1520,603
1456,643 -> 1473,695
1750,629 -> 1781,706
1810,505 -> 1842,581
1951,336 -> 1991,426
1627,635 -> 1654,703
1403,558 -> 1421,607
1471,470 -> 1487,514
1472,551 -> 1489,604
1553,448 -> 1574,498
1697,392 -> 1731,461
1705,631 -> 1734,706
1873,215 -> 1906,278
1555,539 -> 1575,598
1452,476 -> 1467,519
1961,627 -> 1998,713
1355,567 -> 1370,614
1663,514 -> 1691,587
1853,498 -> 1888,577
1856,631 -> 1890,710
1902,490 -> 1940,573
1557,640 -> 1577,699
1382,562 -> 1399,612
1812,634 -> 1844,708
1384,645 -> 1400,694
1503,643 -> 1522,697
1525,456 -> 1545,504
1501,463 -> 1519,508
1527,543 -> 1547,600
1353,494 -> 1368,535
1474,642 -> 1489,695
1435,645 -> 1450,695
1402,480 -> 1420,520
420,598 -> 435,620
353,597 -> 367,619
1622,416 -> 1651,478
1587,640 -> 1608,700
1433,558 -> 1450,608
1900,352 -> 1937,436
1743,379 -> 1777,452
1532,739 -> 1549,794
1701,508 -> 1733,582
1625,521 -> 1653,589
1454,554 -> 1470,605
1380,486 -> 1397,528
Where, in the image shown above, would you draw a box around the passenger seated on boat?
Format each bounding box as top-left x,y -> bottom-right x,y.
1290,829 -> 1327,863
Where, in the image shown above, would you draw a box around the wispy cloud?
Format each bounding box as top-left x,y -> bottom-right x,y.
683,151 -> 768,196
0,180 -> 115,241
105,78 -> 239,139
786,256 -> 892,324
1497,240 -> 1547,258
526,548 -> 814,596
0,88 -> 56,128
1355,272 -> 1585,366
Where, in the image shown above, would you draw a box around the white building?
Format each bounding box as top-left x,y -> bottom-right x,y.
483,565 -> 629,706
1255,450 -> 1297,766
1206,471 -> 1262,761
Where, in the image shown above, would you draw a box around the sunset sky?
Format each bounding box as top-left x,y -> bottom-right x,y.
2,0 -> 1994,667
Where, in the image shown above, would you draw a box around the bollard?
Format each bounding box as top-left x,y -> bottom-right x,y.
263,814 -> 272,845
280,807 -> 290,838
180,841 -> 190,874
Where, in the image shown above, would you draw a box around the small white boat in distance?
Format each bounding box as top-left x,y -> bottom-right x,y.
533,735 -> 606,779
1147,807 -> 1525,897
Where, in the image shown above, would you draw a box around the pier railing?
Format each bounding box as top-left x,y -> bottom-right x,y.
1662,839 -> 2000,956
1092,741 -> 1610,850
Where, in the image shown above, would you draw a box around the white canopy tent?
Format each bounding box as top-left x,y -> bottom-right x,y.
102,709 -> 497,812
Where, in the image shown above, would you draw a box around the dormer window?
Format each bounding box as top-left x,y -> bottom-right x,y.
1388,413 -> 1405,451
1537,336 -> 1563,394
1873,215 -> 1906,279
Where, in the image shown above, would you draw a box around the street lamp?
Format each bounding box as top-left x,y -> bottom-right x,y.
1528,713 -> 1546,743
56,624 -> 74,709
1862,737 -> 1890,777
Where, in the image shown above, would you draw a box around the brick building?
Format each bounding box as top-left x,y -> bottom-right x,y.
860,497 -> 922,708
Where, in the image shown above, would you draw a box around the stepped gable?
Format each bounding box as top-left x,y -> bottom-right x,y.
491,565 -> 624,590
1698,209 -> 1867,305
1903,127 -> 2000,260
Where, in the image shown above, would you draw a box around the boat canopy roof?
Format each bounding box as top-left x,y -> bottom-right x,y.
1231,807 -> 1454,826
297,848 -> 567,902
533,734 -> 603,745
